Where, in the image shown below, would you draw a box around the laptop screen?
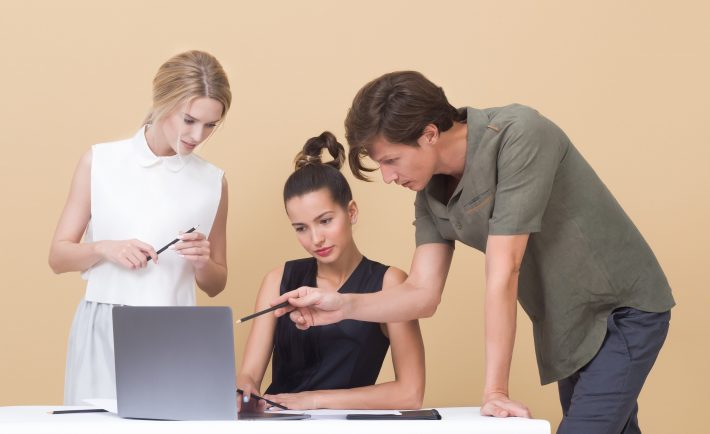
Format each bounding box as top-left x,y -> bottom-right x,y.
113,306 -> 238,421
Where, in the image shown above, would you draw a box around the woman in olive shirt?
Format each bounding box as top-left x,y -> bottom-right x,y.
272,71 -> 674,434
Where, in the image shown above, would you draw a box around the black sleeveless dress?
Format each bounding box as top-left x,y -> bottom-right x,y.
265,256 -> 390,394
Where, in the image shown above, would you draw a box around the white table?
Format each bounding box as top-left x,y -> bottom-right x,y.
0,406 -> 550,433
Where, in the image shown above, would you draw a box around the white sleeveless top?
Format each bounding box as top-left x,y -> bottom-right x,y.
83,127 -> 224,306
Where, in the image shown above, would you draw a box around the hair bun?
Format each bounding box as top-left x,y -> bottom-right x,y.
294,153 -> 322,169
294,131 -> 346,171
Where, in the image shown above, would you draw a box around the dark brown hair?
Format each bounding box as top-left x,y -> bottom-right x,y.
283,131 -> 353,209
344,71 -> 463,180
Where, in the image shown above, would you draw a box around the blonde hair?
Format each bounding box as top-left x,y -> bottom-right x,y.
144,50 -> 232,126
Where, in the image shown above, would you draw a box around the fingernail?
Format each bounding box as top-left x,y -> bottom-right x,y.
169,245 -> 175,250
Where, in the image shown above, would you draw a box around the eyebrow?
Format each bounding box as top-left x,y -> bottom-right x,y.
290,211 -> 334,227
183,113 -> 221,124
373,154 -> 395,164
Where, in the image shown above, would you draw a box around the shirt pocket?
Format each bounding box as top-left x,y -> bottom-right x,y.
462,188 -> 495,215
458,188 -> 496,250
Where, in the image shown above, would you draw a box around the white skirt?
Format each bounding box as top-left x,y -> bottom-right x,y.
64,299 -> 117,405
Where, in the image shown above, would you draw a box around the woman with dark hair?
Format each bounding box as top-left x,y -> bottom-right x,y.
237,131 -> 425,411
274,72 -> 674,433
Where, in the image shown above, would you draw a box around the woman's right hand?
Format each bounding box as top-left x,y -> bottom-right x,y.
237,378 -> 267,413
95,239 -> 158,269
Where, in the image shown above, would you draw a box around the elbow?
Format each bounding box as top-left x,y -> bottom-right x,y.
198,271 -> 227,298
206,281 -> 227,298
406,394 -> 424,410
205,286 -> 225,298
48,253 -> 64,274
420,292 -> 442,318
398,384 -> 425,409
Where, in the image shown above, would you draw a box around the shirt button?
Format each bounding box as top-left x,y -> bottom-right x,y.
455,222 -> 462,230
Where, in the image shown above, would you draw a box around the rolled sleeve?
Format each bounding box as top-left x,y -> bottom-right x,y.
414,192 -> 454,246
489,110 -> 566,235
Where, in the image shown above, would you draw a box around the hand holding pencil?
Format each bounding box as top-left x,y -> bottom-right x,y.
94,226 -> 201,270
95,239 -> 158,269
236,286 -> 347,329
169,226 -> 213,270
149,226 -> 198,260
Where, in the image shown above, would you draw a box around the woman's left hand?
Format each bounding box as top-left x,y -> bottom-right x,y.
263,391 -> 320,410
172,231 -> 211,270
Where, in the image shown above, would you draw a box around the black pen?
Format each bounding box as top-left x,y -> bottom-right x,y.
146,226 -> 198,261
50,408 -> 108,415
235,301 -> 290,324
237,388 -> 289,410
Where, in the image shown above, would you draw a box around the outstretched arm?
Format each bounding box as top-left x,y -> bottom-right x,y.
272,243 -> 454,328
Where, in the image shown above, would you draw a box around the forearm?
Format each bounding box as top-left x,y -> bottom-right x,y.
236,371 -> 263,391
344,281 -> 440,323
483,271 -> 518,398
195,259 -> 227,297
316,380 -> 424,410
48,240 -> 104,274
341,244 -> 450,323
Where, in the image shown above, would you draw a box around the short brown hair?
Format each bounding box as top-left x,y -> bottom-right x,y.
344,71 -> 462,180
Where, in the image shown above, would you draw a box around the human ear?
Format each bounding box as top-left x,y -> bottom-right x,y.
347,200 -> 359,224
420,124 -> 439,147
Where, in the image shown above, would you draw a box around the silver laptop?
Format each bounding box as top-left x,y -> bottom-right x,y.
113,306 -> 238,421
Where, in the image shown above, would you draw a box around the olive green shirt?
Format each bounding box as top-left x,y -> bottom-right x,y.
414,104 -> 675,384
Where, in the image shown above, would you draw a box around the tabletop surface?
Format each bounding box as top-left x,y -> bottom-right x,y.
0,405 -> 550,434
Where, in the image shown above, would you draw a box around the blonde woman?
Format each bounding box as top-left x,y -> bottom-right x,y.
49,50 -> 231,405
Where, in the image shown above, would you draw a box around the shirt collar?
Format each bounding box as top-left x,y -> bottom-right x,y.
133,125 -> 193,172
463,106 -> 490,174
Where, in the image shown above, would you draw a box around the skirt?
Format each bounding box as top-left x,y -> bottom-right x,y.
64,299 -> 117,405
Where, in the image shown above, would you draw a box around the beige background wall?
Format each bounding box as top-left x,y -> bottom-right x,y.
1,1 -> 708,432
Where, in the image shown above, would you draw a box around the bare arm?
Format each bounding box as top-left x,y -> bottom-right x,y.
480,234 -> 532,418
177,176 -> 229,297
48,149 -> 157,274
236,266 -> 282,412
266,267 -> 426,410
274,243 -> 454,327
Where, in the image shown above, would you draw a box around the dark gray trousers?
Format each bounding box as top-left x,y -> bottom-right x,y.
557,307 -> 671,434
